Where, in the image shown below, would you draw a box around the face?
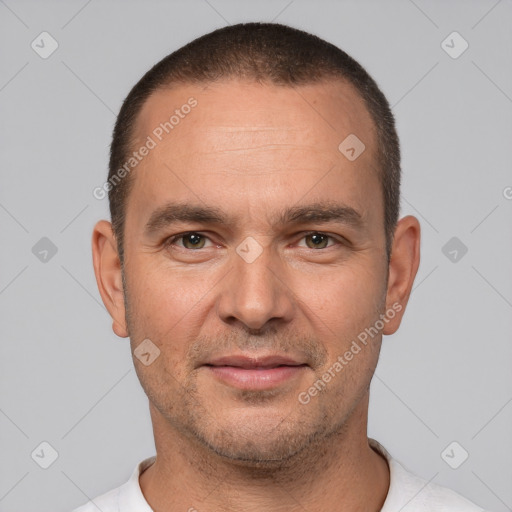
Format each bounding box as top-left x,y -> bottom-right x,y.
94,78 -> 417,465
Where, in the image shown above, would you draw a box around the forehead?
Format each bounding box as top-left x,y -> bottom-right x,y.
127,79 -> 381,230
134,78 -> 376,168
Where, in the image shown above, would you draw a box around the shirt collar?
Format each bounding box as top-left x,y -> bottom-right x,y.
118,455 -> 156,512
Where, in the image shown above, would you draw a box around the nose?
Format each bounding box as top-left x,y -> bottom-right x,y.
216,241 -> 295,331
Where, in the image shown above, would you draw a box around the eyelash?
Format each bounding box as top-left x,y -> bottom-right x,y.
164,231 -> 344,250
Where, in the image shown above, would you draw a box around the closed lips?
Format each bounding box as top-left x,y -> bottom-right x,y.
204,355 -> 307,369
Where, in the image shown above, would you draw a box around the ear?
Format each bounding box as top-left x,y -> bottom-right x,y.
92,220 -> 129,338
383,215 -> 421,335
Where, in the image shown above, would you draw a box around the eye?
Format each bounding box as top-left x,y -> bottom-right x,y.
298,232 -> 338,249
166,232 -> 214,250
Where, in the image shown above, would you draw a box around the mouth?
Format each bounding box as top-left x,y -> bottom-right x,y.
202,355 -> 308,390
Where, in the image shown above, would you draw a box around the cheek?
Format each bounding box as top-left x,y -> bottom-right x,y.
294,259 -> 386,333
124,257 -> 208,344
301,265 -> 385,397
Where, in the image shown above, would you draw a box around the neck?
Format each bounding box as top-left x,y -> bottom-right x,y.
139,393 -> 390,512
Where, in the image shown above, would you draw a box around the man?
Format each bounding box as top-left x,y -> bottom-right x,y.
75,22 -> 486,512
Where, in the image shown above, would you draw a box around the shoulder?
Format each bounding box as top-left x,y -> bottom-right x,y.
390,460 -> 486,512
69,455 -> 156,512
369,439 -> 487,512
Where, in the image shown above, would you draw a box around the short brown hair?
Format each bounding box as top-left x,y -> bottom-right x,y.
108,22 -> 400,262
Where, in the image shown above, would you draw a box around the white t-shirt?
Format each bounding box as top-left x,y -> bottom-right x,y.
71,438 -> 486,512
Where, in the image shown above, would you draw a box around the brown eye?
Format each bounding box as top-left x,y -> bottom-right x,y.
304,233 -> 331,249
166,232 -> 210,250
180,233 -> 206,249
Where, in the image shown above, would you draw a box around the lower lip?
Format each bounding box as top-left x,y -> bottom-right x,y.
205,365 -> 307,390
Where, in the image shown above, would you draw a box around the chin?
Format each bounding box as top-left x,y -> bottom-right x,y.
186,407 -> 332,468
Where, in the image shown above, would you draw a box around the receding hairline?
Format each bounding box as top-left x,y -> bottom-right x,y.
129,75 -> 378,172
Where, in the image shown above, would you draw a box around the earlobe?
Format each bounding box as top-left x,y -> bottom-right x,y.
91,220 -> 129,338
383,215 -> 421,335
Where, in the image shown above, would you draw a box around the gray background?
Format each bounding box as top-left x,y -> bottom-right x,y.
1,0 -> 511,511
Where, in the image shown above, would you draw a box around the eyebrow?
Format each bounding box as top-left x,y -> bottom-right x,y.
143,201 -> 363,235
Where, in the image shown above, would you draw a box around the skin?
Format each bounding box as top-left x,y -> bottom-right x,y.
92,78 -> 420,512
